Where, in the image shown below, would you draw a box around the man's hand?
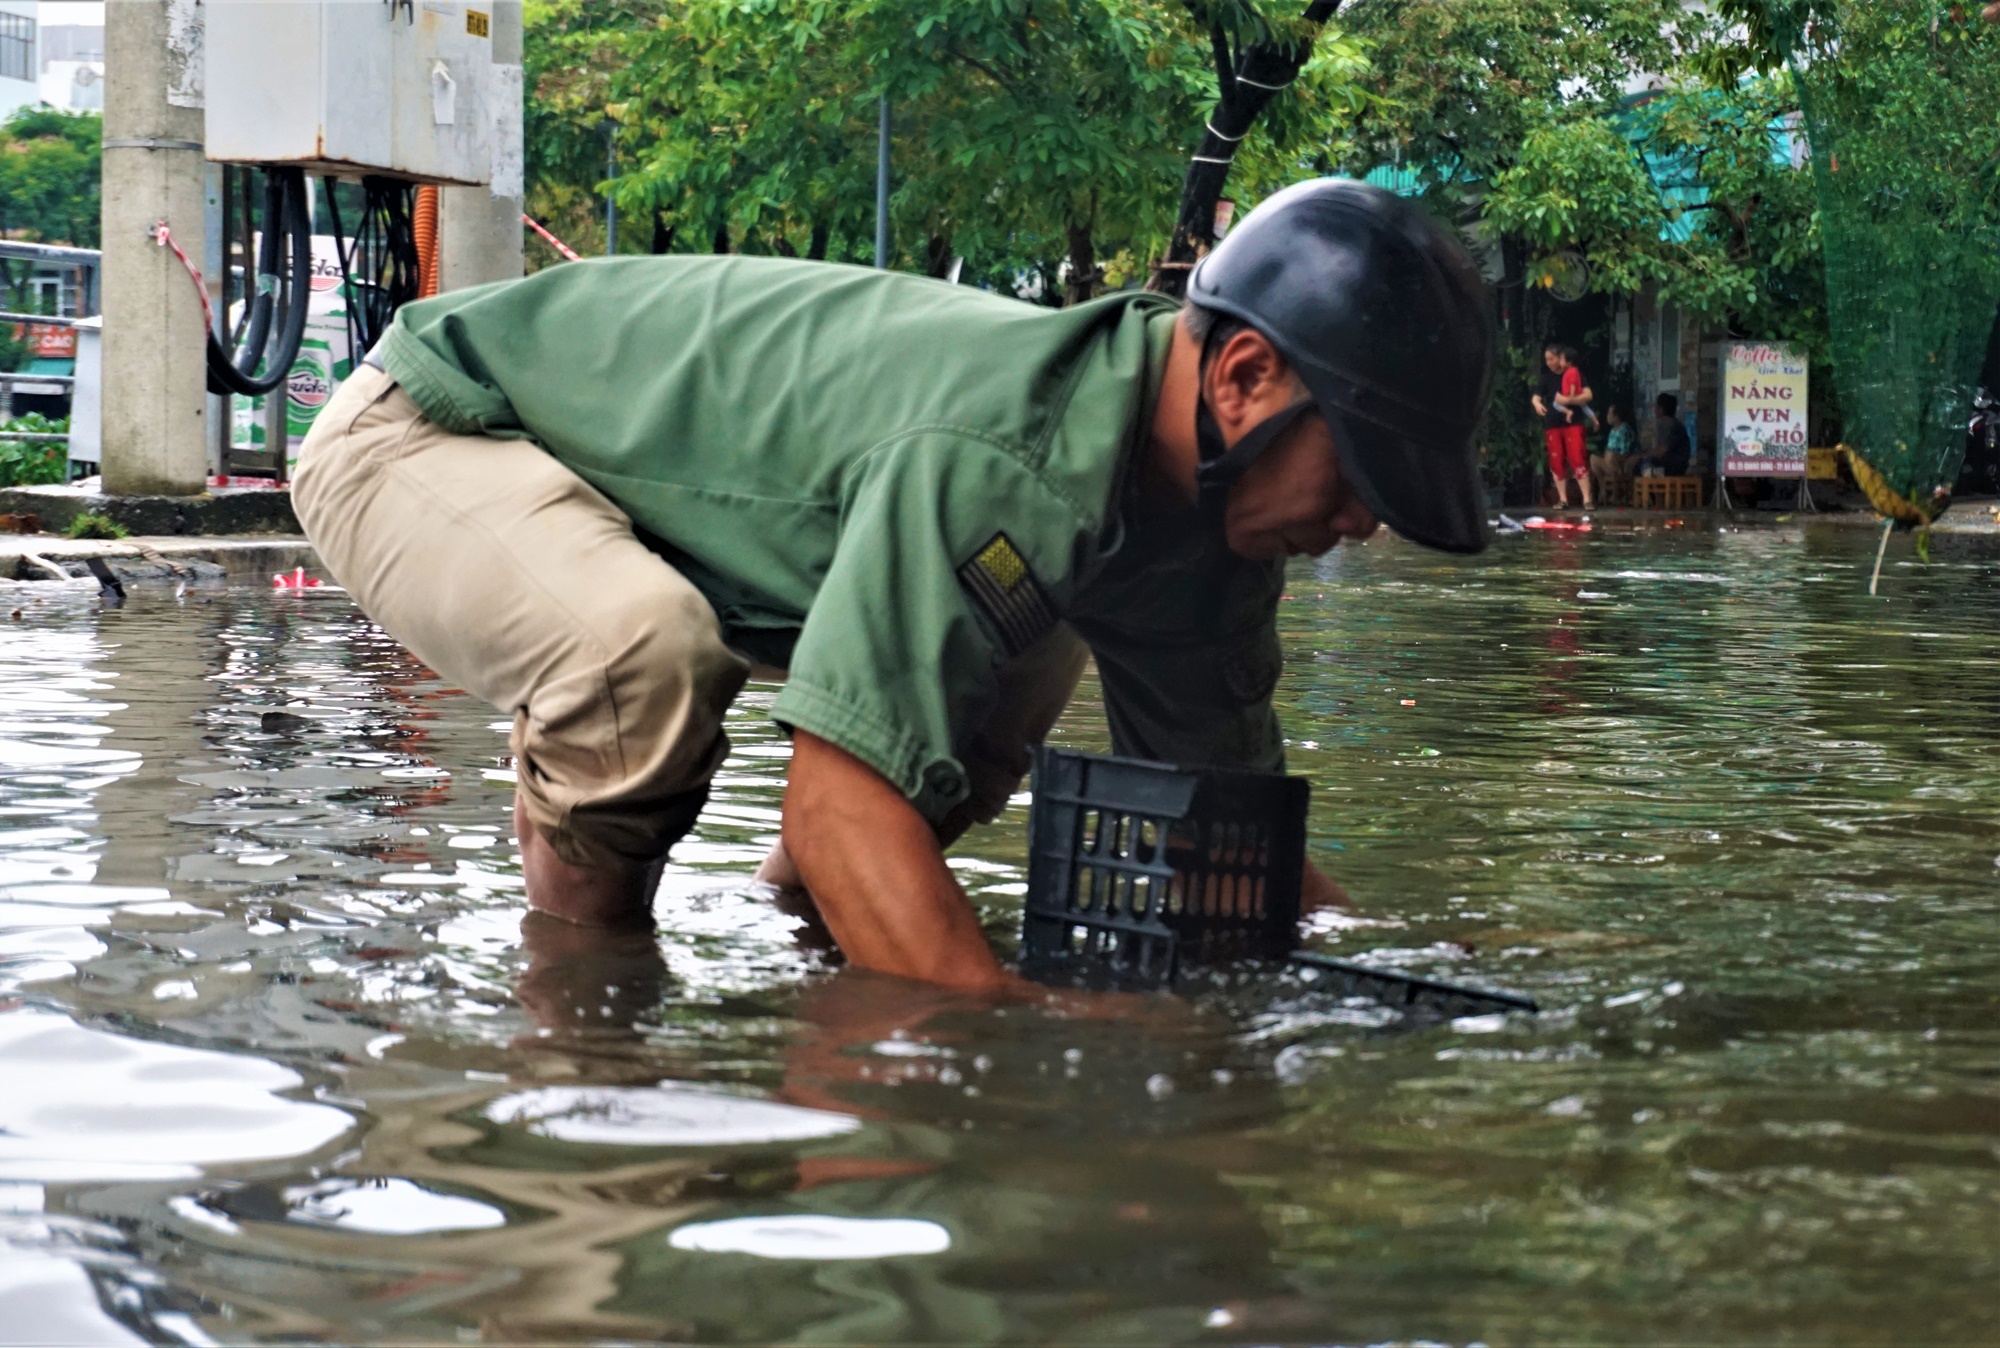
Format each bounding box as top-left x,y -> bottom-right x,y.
1301,859 -> 1352,913
781,731 -> 1013,992
1531,395 -> 1549,418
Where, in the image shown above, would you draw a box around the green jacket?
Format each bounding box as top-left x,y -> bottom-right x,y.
380,256 -> 1283,820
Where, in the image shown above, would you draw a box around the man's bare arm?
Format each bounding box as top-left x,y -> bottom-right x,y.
1301,860 -> 1352,912
780,730 -> 1011,991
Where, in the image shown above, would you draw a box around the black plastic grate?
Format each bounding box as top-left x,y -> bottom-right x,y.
1022,748 -> 1307,987
1020,748 -> 1541,1015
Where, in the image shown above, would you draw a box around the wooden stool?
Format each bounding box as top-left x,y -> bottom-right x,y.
1635,476 -> 1703,509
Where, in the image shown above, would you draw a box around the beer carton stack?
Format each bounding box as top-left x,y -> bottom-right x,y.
230,237 -> 352,471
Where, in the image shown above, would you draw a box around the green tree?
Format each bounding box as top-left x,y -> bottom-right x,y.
523,0 -> 638,261
1333,2 -> 1836,485
1339,0 -> 1687,206
524,0 -> 1367,300
0,106 -> 101,371
1740,0 -> 2000,523
0,106 -> 100,248
1479,78 -> 1824,347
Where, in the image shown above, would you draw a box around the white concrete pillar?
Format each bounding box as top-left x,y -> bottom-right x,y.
438,0 -> 524,292
101,0 -> 209,496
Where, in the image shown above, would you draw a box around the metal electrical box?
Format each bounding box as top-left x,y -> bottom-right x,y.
205,0 -> 511,186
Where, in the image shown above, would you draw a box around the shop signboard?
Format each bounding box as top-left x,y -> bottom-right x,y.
1719,341 -> 1809,477
26,326 -> 76,360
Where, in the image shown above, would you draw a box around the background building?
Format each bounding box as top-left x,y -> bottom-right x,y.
38,0 -> 101,113
0,0 -> 39,119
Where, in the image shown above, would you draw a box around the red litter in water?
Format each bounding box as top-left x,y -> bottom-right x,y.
1400,698 -> 1417,706
272,566 -> 321,590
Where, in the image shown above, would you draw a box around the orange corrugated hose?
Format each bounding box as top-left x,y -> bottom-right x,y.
414,185 -> 441,297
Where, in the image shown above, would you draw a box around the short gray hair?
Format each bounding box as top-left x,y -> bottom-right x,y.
1181,301 -> 1303,392
1181,300 -> 1249,350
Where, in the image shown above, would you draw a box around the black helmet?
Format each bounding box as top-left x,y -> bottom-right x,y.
1187,178 -> 1495,554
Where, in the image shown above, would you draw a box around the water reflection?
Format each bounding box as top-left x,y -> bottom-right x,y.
188,1175 -> 507,1235
0,528 -> 1993,1342
484,1084 -> 863,1147
666,1214 -> 954,1259
0,1008 -> 351,1183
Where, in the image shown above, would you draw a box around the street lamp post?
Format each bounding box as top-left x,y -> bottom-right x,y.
605,128 -> 617,256
874,98 -> 890,269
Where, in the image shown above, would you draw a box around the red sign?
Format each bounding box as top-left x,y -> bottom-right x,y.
11,325 -> 76,359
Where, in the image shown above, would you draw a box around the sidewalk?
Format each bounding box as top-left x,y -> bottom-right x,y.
1510,498 -> 2000,534
1801,501 -> 2000,534
0,533 -> 316,582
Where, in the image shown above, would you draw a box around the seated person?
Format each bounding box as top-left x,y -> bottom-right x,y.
1640,392 -> 1693,477
1590,404 -> 1636,495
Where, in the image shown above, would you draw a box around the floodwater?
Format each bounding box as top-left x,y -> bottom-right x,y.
0,523 -> 1996,1345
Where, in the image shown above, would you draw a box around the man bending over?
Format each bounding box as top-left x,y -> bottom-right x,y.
294,180 -> 1495,993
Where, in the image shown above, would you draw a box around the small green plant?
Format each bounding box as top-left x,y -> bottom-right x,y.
0,414 -> 68,487
64,511 -> 126,540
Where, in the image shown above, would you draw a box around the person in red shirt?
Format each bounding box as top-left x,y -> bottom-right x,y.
1531,343 -> 1594,509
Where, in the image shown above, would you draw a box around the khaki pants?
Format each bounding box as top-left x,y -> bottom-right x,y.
294,365 -> 1084,870
1590,451 -> 1631,499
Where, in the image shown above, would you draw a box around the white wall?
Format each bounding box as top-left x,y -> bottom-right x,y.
0,0 -> 39,121
40,57 -> 98,111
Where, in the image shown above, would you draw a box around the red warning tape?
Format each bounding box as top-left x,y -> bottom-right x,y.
521,213 -> 582,262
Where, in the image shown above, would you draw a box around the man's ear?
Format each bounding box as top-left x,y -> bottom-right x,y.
1203,329 -> 1292,423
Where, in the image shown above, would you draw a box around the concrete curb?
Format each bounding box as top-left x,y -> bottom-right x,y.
0,534 -> 318,579
0,484 -> 300,536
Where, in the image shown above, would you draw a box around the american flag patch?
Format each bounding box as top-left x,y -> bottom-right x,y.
957,533 -> 1056,657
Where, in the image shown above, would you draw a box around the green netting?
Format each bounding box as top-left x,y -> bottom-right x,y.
1757,0 -> 2000,528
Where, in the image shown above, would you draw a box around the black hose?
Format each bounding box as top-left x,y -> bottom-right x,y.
322,176 -> 362,373
206,167 -> 313,398
345,176 -> 421,354
230,172 -> 281,372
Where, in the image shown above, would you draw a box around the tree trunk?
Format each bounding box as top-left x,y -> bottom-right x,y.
712,224 -> 731,254
650,210 -> 674,254
1499,234 -> 1528,350
926,233 -> 954,278
1150,1 -> 1343,300
1064,220 -> 1097,307
808,221 -> 830,261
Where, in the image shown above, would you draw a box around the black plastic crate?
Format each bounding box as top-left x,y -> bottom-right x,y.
1022,747 -> 1308,986
1020,748 -> 1541,1016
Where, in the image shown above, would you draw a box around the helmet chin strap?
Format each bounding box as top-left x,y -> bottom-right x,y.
1194,393 -> 1317,526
